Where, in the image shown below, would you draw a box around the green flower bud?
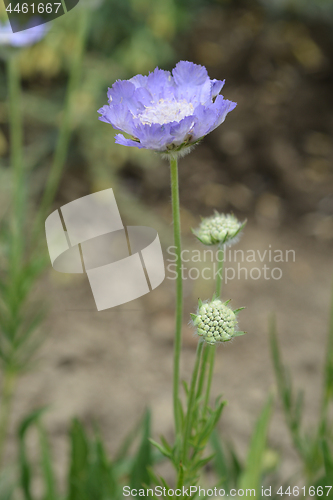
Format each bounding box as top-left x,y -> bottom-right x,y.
192,212 -> 246,247
191,298 -> 246,345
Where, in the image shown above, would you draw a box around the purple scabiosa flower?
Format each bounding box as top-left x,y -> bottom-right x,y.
98,61 -> 237,158
0,19 -> 49,47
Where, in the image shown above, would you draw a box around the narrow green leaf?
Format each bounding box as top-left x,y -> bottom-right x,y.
210,430 -> 229,489
146,466 -> 162,487
194,452 -> 216,469
196,401 -> 226,448
96,435 -> 118,497
37,423 -> 57,500
18,408 -> 46,500
114,413 -> 146,463
322,439 -> 333,477
160,475 -> 172,491
225,441 -> 243,487
178,398 -> 185,430
176,462 -> 184,490
130,409 -> 152,491
67,419 -> 89,500
87,432 -> 119,500
160,435 -> 172,454
269,316 -> 304,454
239,396 -> 273,496
182,380 -> 189,398
148,439 -> 172,459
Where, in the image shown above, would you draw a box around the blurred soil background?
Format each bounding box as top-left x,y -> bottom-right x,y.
1,0 -> 333,487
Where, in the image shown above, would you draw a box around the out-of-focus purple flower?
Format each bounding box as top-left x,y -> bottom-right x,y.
0,19 -> 49,47
98,61 -> 237,156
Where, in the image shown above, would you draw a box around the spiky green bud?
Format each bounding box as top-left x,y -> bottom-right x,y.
191,298 -> 245,345
193,212 -> 246,247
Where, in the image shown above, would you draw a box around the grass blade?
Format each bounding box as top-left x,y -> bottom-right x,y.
18,408 -> 46,500
38,423 -> 57,500
129,409 -> 152,491
67,419 -> 89,500
239,396 -> 273,497
210,429 -> 229,490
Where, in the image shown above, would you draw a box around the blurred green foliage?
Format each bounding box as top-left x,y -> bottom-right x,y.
258,0 -> 333,22
11,409 -> 154,500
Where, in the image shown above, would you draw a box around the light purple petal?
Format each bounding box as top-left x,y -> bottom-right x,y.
172,61 -> 208,87
98,104 -> 136,135
191,105 -> 218,141
133,87 -> 153,108
107,80 -> 135,104
135,123 -> 174,151
176,78 -> 211,107
192,97 -> 236,140
173,61 -> 212,106
129,74 -> 148,89
170,116 -> 195,146
146,67 -> 175,101
213,95 -> 237,128
211,79 -> 225,98
115,134 -> 145,149
107,80 -> 148,115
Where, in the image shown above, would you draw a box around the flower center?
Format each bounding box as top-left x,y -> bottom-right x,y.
138,98 -> 194,125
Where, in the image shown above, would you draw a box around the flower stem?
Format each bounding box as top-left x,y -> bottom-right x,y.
182,341 -> 204,463
203,345 -> 215,412
196,345 -> 209,401
204,246 -> 225,412
8,54 -> 24,283
170,156 -> 183,441
215,246 -> 224,298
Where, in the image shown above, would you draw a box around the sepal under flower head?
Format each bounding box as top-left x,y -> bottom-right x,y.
193,212 -> 246,247
190,297 -> 245,345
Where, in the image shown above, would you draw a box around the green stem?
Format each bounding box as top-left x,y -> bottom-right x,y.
33,8 -> 89,239
182,341 -> 204,464
0,369 -> 17,465
215,246 -> 224,298
170,156 -> 183,442
8,54 -> 24,282
196,345 -> 209,401
204,246 -> 225,412
203,345 -> 215,412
